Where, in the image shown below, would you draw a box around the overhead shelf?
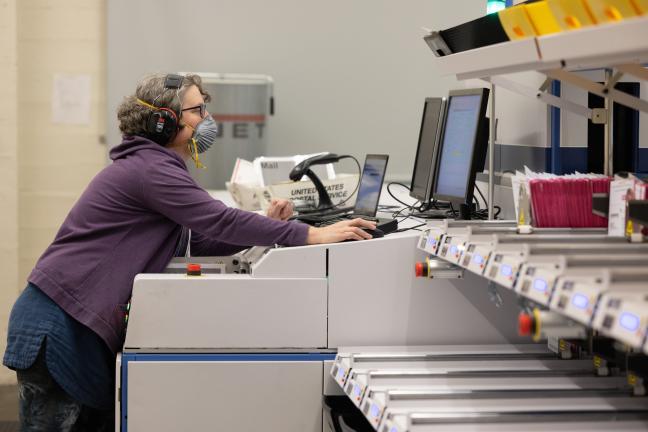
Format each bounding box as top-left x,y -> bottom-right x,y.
433,16 -> 648,80
436,37 -> 546,80
538,16 -> 648,71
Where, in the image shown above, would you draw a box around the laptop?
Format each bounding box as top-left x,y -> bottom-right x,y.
296,154 -> 397,233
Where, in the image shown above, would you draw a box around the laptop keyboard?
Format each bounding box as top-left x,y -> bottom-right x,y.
314,214 -> 379,226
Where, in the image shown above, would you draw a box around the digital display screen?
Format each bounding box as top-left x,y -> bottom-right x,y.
500,264 -> 513,277
434,94 -> 482,199
411,99 -> 443,200
427,237 -> 437,248
533,278 -> 548,292
450,245 -> 458,255
353,384 -> 362,397
571,294 -> 589,310
473,254 -> 484,265
620,312 -> 640,332
355,155 -> 388,216
370,404 -> 381,418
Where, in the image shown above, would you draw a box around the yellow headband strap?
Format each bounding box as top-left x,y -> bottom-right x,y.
189,138 -> 206,169
136,98 -> 159,110
137,98 -> 185,127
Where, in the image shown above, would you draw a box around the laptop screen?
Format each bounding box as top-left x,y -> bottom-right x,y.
353,154 -> 389,217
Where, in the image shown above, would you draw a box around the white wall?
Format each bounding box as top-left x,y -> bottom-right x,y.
0,0 -> 107,385
492,72 -> 550,149
0,0 -> 19,385
107,0 -> 487,179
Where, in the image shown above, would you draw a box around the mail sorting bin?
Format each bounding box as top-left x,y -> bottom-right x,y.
324,396 -> 374,432
185,73 -> 274,189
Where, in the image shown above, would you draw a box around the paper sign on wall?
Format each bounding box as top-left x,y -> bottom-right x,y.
52,74 -> 91,125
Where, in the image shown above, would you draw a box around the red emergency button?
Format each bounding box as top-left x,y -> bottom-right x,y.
415,262 -> 428,278
518,313 -> 534,337
187,263 -> 202,276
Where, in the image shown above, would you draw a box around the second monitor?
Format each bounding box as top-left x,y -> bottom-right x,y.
410,97 -> 447,205
432,88 -> 490,218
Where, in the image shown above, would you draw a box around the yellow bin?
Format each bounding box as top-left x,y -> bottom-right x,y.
498,5 -> 538,39
524,1 -> 563,35
585,0 -> 639,22
630,0 -> 648,14
547,0 -> 597,29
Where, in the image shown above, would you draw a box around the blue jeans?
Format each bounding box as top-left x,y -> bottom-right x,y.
16,349 -> 113,432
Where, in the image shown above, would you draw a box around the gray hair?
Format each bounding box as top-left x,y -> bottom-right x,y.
116,73 -> 211,138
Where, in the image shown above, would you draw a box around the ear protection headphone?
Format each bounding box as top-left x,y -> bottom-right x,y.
137,74 -> 185,145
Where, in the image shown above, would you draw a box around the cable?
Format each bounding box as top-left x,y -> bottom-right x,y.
307,156 -> 362,213
395,222 -> 427,233
448,202 -> 456,217
385,182 -> 425,226
473,184 -> 502,220
386,182 -> 417,208
475,184 -> 488,210
377,204 -> 400,211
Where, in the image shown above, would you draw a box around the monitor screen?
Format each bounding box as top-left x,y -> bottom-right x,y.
433,90 -> 487,203
354,154 -> 389,216
410,98 -> 445,203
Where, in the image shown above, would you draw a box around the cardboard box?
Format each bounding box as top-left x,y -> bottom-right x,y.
227,174 -> 359,211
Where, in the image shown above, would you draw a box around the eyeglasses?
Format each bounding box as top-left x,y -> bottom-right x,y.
181,103 -> 207,118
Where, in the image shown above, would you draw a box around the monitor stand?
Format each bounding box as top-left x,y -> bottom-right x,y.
458,203 -> 472,220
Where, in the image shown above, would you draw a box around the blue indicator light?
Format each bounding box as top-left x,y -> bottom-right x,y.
450,245 -> 458,255
370,404 -> 380,418
533,278 -> 547,292
427,237 -> 437,248
473,254 -> 484,265
571,294 -> 588,310
620,312 -> 640,332
501,264 -> 512,277
337,368 -> 344,379
391,428 -> 399,432
353,385 -> 361,397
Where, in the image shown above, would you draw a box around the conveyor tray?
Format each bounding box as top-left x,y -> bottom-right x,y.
378,394 -> 648,413
361,376 -> 633,428
387,413 -> 648,432
362,375 -> 627,391
332,344 -> 553,386
340,359 -> 595,402
346,359 -> 592,374
374,395 -> 648,424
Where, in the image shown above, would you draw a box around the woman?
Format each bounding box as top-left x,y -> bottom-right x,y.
3,73 -> 375,431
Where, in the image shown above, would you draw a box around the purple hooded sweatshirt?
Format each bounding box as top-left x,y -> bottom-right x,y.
28,136 -> 309,354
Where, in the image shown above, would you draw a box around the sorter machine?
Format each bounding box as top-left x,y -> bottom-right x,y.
323,220 -> 648,432
117,231 -> 527,432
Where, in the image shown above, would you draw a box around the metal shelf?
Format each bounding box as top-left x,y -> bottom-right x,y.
431,16 -> 648,115
434,16 -> 648,83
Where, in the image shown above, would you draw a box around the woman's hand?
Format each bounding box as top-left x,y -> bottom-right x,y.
266,198 -> 294,221
306,218 -> 377,244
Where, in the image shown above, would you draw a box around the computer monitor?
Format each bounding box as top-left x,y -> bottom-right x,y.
354,154 -> 389,217
432,88 -> 490,213
410,97 -> 447,204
